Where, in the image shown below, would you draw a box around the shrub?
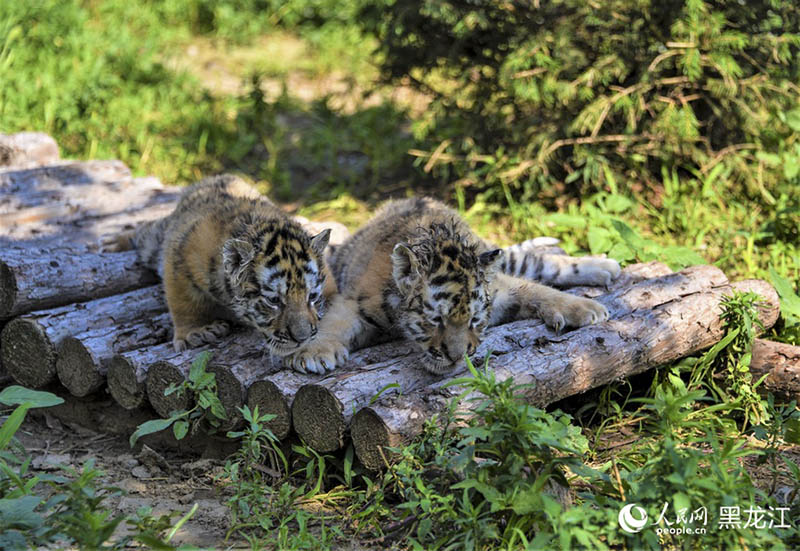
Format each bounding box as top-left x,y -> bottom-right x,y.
362,0 -> 800,202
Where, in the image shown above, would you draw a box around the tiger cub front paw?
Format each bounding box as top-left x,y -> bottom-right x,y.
285,338 -> 349,374
539,295 -> 609,333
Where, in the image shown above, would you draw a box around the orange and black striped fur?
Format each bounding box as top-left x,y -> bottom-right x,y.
285,197 -> 619,375
114,175 -> 334,353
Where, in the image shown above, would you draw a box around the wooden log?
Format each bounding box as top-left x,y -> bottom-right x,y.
350,278 -> 780,469
750,338 -> 800,401
0,165 -> 179,244
55,312 -> 172,397
291,263 -> 720,453
0,132 -> 59,168
0,286 -> 165,388
141,332 -> 280,420
0,246 -> 158,319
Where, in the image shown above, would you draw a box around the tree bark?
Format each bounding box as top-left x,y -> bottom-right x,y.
0,286 -> 165,388
292,264 -> 725,453
750,338 -> 800,401
56,312 -> 172,397
350,278 -> 780,469
0,246 -> 158,319
0,133 -> 60,169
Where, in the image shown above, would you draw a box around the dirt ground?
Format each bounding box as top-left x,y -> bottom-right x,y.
17,411 -> 236,549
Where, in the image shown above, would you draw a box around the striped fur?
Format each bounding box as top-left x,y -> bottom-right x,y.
285,197 -> 618,375
115,175 -> 334,353
501,238 -> 620,287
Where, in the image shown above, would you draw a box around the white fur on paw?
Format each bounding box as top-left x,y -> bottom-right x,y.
567,257 -> 622,287
285,339 -> 349,375
542,297 -> 608,331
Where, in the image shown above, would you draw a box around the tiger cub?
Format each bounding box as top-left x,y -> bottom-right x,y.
285,197 -> 620,374
112,175 -> 334,353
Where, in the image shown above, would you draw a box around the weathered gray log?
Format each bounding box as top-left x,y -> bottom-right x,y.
0,246 -> 158,319
56,312 -> 172,397
0,286 -> 165,388
0,168 -> 180,244
0,132 -> 59,168
751,338 -> 800,401
350,278 -> 779,469
141,332 -> 281,420
292,262 -> 706,453
1,159 -> 130,201
110,331 -> 299,437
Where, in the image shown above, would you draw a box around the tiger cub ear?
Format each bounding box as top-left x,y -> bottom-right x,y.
392,243 -> 423,295
222,238 -> 255,287
309,229 -> 331,258
479,248 -> 504,277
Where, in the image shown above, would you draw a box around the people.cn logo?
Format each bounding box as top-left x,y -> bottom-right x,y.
618,503 -> 648,533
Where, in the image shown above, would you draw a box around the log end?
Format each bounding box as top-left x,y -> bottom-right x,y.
0,318 -> 56,388
351,407 -> 400,471
146,361 -> 191,418
0,260 -> 17,318
207,364 -> 245,430
56,337 -> 105,397
107,355 -> 147,410
246,379 -> 292,440
291,384 -> 345,453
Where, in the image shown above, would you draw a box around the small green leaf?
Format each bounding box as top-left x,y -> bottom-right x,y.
0,405 -> 30,450
173,420 -> 189,440
188,351 -> 212,382
130,418 -> 175,447
587,226 -> 614,254
784,418 -> 800,445
785,108 -> 800,133
0,386 -> 63,408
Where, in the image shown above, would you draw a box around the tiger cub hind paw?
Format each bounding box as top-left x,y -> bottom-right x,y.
540,296 -> 609,333
173,320 -> 231,352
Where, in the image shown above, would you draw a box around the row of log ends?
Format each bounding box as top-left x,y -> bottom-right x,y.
1,132 -> 798,472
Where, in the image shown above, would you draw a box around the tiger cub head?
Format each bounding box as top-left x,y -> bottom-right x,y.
222,224 -> 330,356
391,223 -> 503,374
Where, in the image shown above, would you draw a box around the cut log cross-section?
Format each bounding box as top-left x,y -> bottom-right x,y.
0,286 -> 166,388
350,278 -> 781,470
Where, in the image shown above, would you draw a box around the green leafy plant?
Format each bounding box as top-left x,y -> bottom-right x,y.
130,351 -> 226,446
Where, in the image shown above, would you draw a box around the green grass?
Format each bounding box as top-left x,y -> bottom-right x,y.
2,0 -> 800,549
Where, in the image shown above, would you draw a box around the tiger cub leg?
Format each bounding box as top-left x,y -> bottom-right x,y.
502,239 -> 620,287
489,273 -> 609,332
285,295 -> 374,374
164,271 -> 230,352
